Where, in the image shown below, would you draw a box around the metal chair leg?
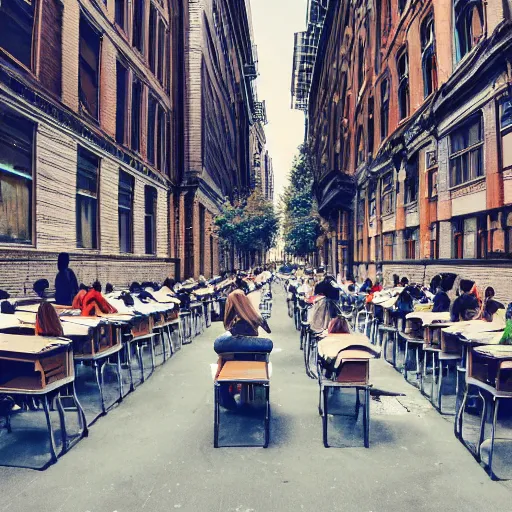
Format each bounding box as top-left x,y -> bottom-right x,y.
477,391 -> 487,462
263,385 -> 270,449
94,361 -> 106,414
116,349 -> 124,401
322,386 -> 329,448
213,385 -> 220,448
437,360 -> 443,413
488,398 -> 500,480
364,387 -> 370,448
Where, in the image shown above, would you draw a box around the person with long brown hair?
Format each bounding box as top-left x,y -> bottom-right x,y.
35,302 -> 64,337
223,289 -> 271,336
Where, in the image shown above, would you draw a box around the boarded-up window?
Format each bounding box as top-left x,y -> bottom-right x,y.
118,171 -> 134,253
116,61 -> 128,144
79,16 -> 101,119
0,0 -> 35,69
39,0 -> 63,97
383,233 -> 394,261
76,147 -> 99,249
145,185 -> 157,254
132,0 -> 145,53
0,104 -> 34,244
131,78 -> 142,152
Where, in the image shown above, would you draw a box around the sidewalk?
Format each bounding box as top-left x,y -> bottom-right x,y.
0,289 -> 511,512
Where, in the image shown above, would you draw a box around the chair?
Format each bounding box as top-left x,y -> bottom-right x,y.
213,352 -> 271,448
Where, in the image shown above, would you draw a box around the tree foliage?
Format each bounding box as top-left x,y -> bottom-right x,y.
281,144 -> 322,258
214,190 -> 279,254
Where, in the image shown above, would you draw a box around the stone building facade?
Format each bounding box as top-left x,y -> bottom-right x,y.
0,0 -> 184,295
181,0 -> 261,278
306,0 -> 512,301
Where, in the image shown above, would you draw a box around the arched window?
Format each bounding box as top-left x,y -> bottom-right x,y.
454,0 -> 484,62
380,79 -> 389,140
356,127 -> 365,166
421,15 -> 437,98
398,0 -> 407,14
397,49 -> 409,120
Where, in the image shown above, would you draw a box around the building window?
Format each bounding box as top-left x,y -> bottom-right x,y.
453,218 -> 464,259
357,38 -> 365,91
382,0 -> 391,38
147,94 -> 157,165
421,15 -> 437,98
430,223 -> 439,259
79,15 -> 101,119
131,78 -> 142,153
357,197 -> 365,234
132,0 -> 145,54
199,205 -> 206,275
404,228 -> 419,260
383,233 -> 394,261
369,183 -> 376,218
398,0 -> 407,14
381,172 -> 394,215
0,104 -> 34,245
76,148 -> 99,249
428,169 -> 438,200
368,97 -> 374,157
505,211 -> 512,256
116,61 -> 128,144
148,4 -> 157,74
380,79 -> 389,140
157,107 -> 167,172
477,215 -> 487,259
157,19 -> 166,85
118,171 -> 134,253
397,49 -> 409,120
115,0 -> 127,32
356,127 -> 365,166
500,96 -> 512,131
144,185 -> 157,255
405,154 -> 419,204
375,234 -> 382,262
452,217 -> 482,259
500,96 -> 512,170
455,0 -> 484,62
0,0 -> 35,69
449,115 -> 483,187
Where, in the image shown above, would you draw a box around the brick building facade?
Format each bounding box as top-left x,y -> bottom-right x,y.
181,0 -> 262,278
0,0 -> 185,295
304,0 -> 512,301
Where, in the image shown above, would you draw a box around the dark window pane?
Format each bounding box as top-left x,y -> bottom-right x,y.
115,0 -> 126,30
132,0 -> 145,53
0,0 -> 35,69
149,4 -> 157,73
79,16 -> 101,119
131,79 -> 142,152
157,19 -> 166,83
116,61 -> 127,143
144,185 -> 156,254
147,96 -> 157,164
76,148 -> 99,249
119,171 -> 134,253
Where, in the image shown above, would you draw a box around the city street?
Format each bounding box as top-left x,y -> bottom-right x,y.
0,289 -> 511,512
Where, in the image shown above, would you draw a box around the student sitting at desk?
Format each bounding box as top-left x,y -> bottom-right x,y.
55,253 -> 79,306
433,284 -> 451,313
214,290 -> 272,410
482,287 -> 505,322
450,279 -> 480,322
80,281 -> 118,317
35,302 -> 64,337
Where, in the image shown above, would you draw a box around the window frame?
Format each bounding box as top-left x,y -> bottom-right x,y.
131,76 -> 143,153
421,13 -> 437,98
404,227 -> 419,260
383,232 -> 395,261
449,114 -> 484,188
0,103 -> 36,246
380,78 -> 390,140
76,146 -> 100,250
132,0 -> 146,55
381,172 -> 394,216
454,0 -> 485,63
144,185 -> 157,255
397,48 -> 410,121
118,170 -> 135,254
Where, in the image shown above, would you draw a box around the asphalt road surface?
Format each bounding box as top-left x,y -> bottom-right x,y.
0,288 -> 511,512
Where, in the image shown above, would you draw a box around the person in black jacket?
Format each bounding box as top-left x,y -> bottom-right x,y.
314,275 -> 340,301
54,253 -> 79,306
450,279 -> 480,322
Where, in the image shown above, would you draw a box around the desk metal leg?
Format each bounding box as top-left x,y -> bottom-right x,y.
488,398 -> 500,480
263,385 -> 270,449
323,386 -> 329,448
213,385 -> 220,448
116,349 -> 124,401
94,361 -> 106,414
42,395 -> 58,463
364,386 -> 370,448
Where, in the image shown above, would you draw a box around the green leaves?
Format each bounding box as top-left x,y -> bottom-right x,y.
214,191 -> 279,252
281,144 -> 322,258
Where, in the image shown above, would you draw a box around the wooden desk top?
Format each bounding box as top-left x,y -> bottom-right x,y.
406,311 -> 451,324
473,345 -> 512,359
216,361 -> 269,382
0,334 -> 71,356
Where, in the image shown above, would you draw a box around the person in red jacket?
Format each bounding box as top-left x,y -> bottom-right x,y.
81,281 -> 117,317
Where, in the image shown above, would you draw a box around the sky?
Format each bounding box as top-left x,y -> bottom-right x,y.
250,0 -> 309,203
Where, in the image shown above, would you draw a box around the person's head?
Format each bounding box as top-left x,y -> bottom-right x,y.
460,279 -> 474,294
105,283 -> 114,294
79,283 -> 89,291
364,278 -> 373,287
348,284 -> 356,293
33,279 -> 50,298
393,274 -> 400,286
92,280 -> 102,292
328,316 -> 351,334
325,274 -> 336,283
57,253 -> 70,272
129,282 -> 141,293
485,286 -> 495,300
36,302 -> 64,337
163,278 -> 176,290
308,278 -> 315,286
400,277 -> 409,287
224,289 -> 263,332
